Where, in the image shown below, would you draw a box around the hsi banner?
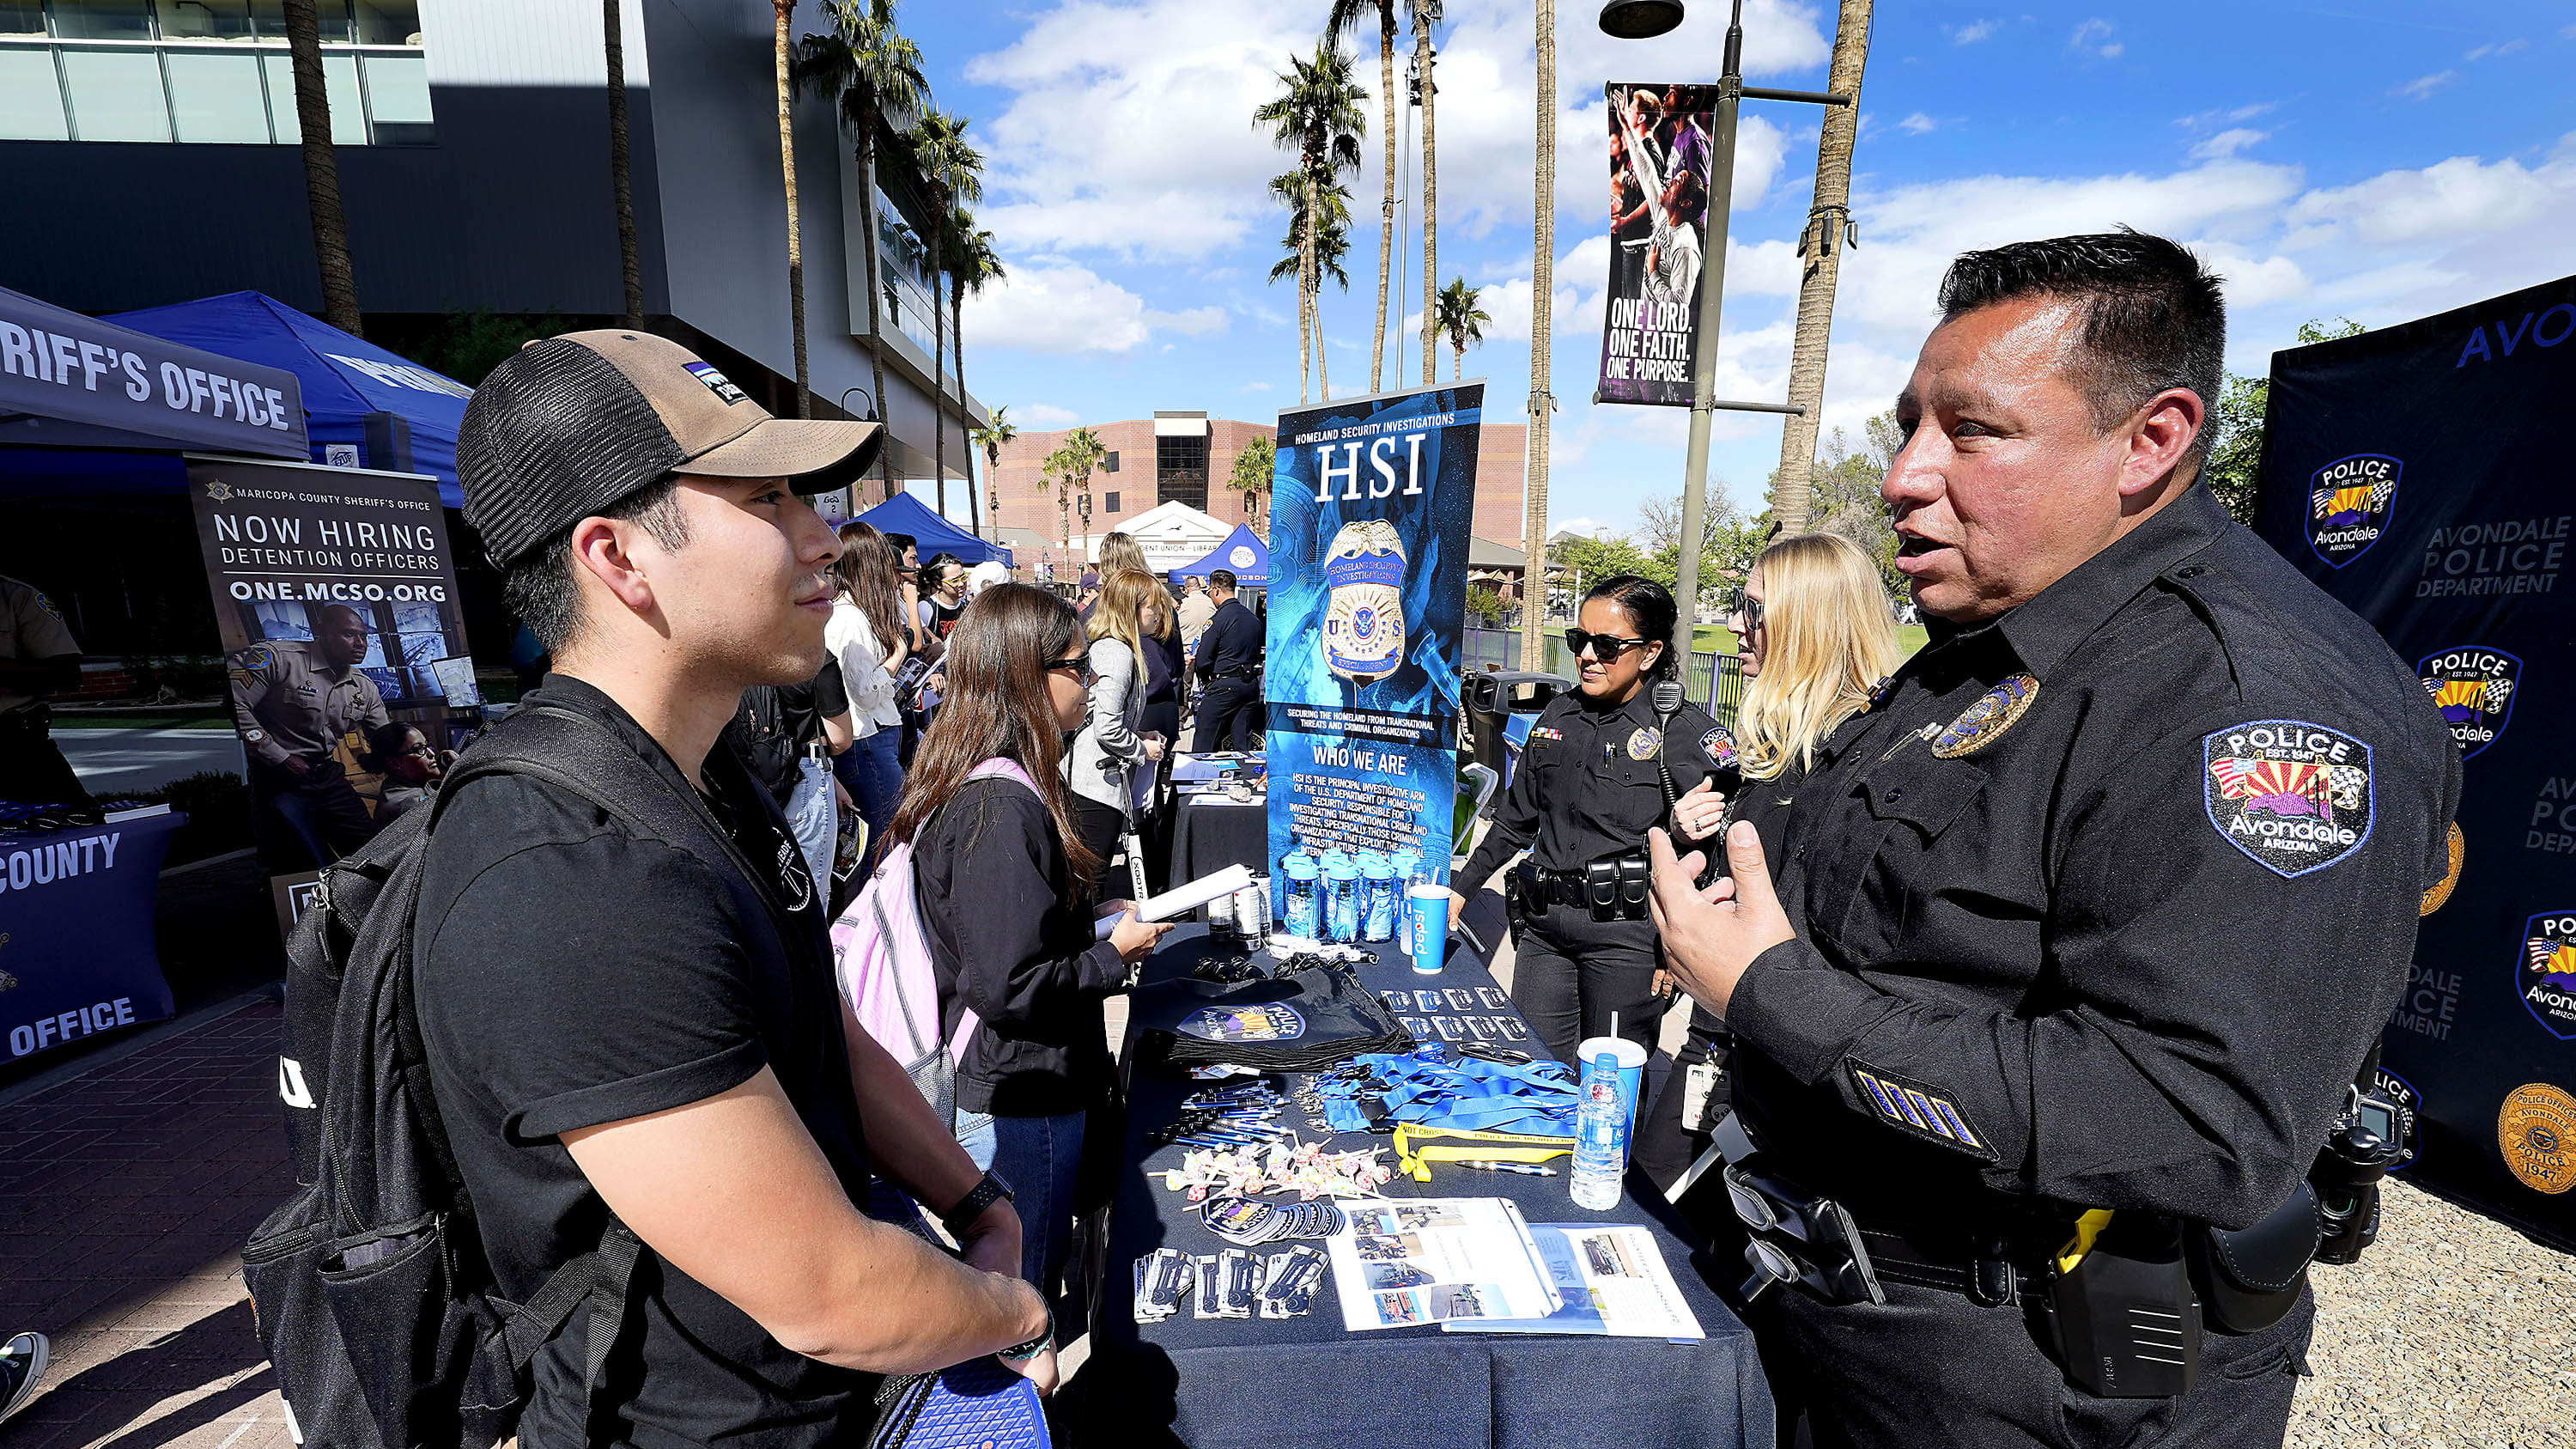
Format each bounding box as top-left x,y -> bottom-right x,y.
1595,82 -> 1717,407
1265,383 -> 1483,887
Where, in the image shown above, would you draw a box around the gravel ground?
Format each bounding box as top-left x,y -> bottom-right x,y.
2289,1179 -> 2574,1449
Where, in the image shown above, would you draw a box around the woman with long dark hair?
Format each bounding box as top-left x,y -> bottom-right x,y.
895,584 -> 1172,1310
1449,575 -> 1735,1068
825,521 -> 910,870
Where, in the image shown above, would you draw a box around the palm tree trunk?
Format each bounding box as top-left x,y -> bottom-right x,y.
1453,338 -> 1462,382
929,209 -> 946,524
856,99 -> 896,499
1771,0 -> 1871,536
955,277 -> 981,539
773,1 -> 811,418
1521,0 -> 1555,672
1297,200 -> 1315,405
605,0 -> 642,326
282,0 -> 361,336
1416,15 -> 1437,387
1373,3 -> 1396,392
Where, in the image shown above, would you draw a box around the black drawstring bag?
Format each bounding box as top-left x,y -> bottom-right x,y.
1133,962 -> 1413,1075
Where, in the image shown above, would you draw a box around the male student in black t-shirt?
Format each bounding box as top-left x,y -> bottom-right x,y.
422,330 -> 1054,1449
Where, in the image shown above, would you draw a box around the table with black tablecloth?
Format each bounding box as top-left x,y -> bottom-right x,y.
1077,925 -> 1771,1449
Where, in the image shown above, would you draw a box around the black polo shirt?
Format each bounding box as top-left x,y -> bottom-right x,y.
1455,685 -> 1732,897
415,675 -> 872,1449
1732,484 -> 2460,1234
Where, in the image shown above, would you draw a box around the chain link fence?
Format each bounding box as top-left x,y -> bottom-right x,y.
1462,626 -> 1746,728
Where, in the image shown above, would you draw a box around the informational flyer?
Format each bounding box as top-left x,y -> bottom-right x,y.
1264,383 -> 1481,883
1325,1196 -> 1561,1330
1443,1223 -> 1706,1340
185,455 -> 479,928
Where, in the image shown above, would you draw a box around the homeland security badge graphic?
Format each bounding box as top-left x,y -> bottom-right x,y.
2203,721 -> 2372,877
2306,454 -> 2399,568
2518,911 -> 2576,1041
2417,645 -> 2520,760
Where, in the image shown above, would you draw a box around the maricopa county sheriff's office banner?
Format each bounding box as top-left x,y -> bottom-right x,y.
1595,82 -> 1716,407
186,456 -> 480,931
1266,383 -> 1482,888
2256,271 -> 2576,1251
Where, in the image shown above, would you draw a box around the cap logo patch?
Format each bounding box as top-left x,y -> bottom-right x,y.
683,361 -> 748,406
2203,720 -> 2373,877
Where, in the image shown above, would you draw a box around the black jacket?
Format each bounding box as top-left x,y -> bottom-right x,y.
1455,683 -> 1733,897
914,774 -> 1127,1116
1733,484 -> 2460,1232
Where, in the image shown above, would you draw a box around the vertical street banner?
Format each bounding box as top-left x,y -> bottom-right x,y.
187,456 -> 479,929
2255,272 -> 2576,1251
1266,383 -> 1483,889
1595,82 -> 1717,407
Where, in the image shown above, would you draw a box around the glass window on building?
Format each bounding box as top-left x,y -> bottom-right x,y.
0,0 -> 49,37
154,0 -> 257,40
360,48 -> 424,141
262,47 -> 361,143
1157,435 -> 1209,513
349,0 -> 415,45
61,46 -> 169,140
0,49 -> 68,137
51,0 -> 155,40
1104,491 -> 1121,514
166,48 -> 267,140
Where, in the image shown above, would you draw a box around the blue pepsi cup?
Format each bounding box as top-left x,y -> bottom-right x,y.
1577,1034 -> 1649,1129
1406,884 -> 1449,973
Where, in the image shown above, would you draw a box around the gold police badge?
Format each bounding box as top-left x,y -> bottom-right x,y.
2497,1083 -> 2576,1196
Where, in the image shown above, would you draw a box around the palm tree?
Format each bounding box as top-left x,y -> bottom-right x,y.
910,110 -> 983,526
1411,0 -> 1443,387
1044,426 -> 1108,576
1228,434 -> 1277,539
769,0 -> 811,417
797,0 -> 928,496
605,0 -> 642,326
1255,42 -> 1367,405
1267,172 -> 1354,402
1327,0 -> 1400,392
1770,0 -> 1874,536
281,0 -> 360,335
1522,0 -> 1552,668
970,400 -> 1016,541
951,215 -> 1004,537
1435,278 -> 1489,381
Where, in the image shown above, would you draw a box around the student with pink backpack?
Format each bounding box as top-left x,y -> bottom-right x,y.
835,584 -> 1170,1318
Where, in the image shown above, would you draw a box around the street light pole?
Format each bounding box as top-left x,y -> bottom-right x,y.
1668,2 -> 1747,658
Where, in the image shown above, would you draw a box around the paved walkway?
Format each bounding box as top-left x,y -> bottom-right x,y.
0,999 -> 287,1449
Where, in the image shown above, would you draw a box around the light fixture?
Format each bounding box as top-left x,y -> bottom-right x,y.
1598,0 -> 1683,39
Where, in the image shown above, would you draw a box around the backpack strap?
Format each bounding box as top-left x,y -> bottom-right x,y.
497,1217 -> 645,1417
920,758 -> 1039,1064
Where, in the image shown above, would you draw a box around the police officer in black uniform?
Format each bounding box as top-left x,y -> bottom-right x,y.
1188,569 -> 1263,752
1648,234 -> 2458,1449
1454,575 -> 1735,1067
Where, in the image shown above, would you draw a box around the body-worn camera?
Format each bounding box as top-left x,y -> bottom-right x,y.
2310,1081 -> 2409,1264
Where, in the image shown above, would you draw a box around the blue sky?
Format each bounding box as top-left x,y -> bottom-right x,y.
897,1 -> 2576,539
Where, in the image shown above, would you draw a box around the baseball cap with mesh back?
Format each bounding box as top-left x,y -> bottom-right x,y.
458,330 -> 883,566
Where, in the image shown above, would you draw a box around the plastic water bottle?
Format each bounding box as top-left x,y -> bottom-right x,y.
1389,848 -> 1424,938
1570,1050 -> 1628,1211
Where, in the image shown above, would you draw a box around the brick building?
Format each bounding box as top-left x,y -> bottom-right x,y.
990,411 -> 1529,582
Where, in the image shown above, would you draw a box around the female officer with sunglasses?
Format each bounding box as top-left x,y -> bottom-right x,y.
1451,575 -> 1735,1068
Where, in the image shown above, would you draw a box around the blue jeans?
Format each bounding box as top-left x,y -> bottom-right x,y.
985,1111 -> 1085,1312
832,727 -> 903,874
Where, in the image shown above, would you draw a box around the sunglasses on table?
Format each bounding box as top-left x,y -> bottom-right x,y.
1045,654 -> 1098,685
1564,628 -> 1656,660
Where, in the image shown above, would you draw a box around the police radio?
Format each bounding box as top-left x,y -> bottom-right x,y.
2310,1081 -> 2407,1264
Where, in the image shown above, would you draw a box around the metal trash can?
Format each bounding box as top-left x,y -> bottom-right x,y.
1465,669 -> 1571,783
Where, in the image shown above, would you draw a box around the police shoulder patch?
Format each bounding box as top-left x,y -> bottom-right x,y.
1700,726 -> 1738,770
1930,674 -> 2038,758
1843,1058 -> 1996,1161
2203,720 -> 2373,878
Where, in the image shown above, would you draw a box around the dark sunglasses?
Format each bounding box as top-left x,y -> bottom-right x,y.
1564,627 -> 1654,660
1045,654 -> 1098,685
1725,588 -> 1765,631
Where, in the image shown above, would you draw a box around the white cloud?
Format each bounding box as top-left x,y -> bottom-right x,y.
2068,18 -> 2121,59
1899,113 -> 1941,136
2178,102 -> 2275,131
1018,403 -> 1081,427
965,261 -> 1228,354
1236,381 -> 1273,393
1949,19 -> 2000,45
2190,128 -> 2269,161
2283,146 -> 2570,248
1554,516 -> 1616,538
2465,39 -> 2527,61
2394,70 -> 2458,100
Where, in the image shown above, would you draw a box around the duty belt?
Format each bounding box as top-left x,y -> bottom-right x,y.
1513,858 -> 1650,922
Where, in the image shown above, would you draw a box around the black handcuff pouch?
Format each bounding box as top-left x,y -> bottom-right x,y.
1584,859 -> 1620,921
2184,1181 -> 2317,1335
1617,856 -> 1651,919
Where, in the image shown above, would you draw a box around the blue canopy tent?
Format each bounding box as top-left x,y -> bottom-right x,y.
858,490 -> 1011,566
1168,524 -> 1268,588
109,292 -> 471,506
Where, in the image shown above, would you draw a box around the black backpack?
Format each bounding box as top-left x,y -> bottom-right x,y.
242,705 -> 753,1449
